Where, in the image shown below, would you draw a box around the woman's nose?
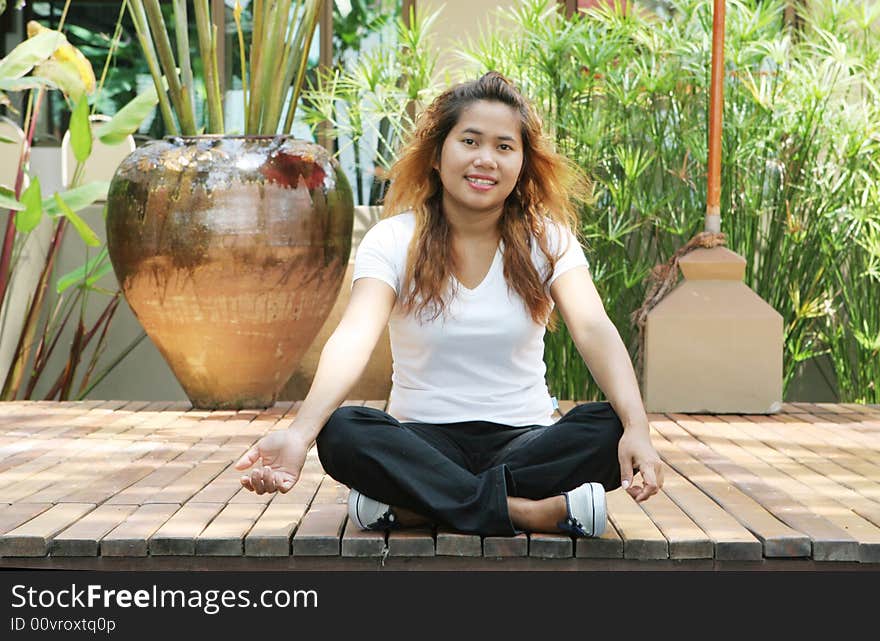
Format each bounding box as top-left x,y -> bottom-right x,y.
474,155 -> 497,168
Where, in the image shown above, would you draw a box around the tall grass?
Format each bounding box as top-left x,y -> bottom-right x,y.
459,0 -> 880,402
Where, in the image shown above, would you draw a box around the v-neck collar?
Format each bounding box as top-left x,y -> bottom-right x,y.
452,240 -> 504,295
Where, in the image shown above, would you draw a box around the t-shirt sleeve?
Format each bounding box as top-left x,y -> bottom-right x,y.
352,221 -> 401,294
547,223 -> 589,288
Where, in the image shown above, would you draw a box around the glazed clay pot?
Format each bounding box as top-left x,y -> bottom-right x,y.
106,135 -> 353,409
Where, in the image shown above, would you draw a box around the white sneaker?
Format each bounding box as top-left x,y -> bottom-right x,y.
347,488 -> 398,530
558,482 -> 606,537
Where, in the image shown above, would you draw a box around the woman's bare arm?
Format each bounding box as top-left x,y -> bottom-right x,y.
290,277 -> 398,443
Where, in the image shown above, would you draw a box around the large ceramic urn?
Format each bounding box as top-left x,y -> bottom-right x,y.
106,135 -> 353,409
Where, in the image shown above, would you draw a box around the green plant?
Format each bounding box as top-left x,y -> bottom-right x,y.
128,0 -> 323,135
301,4 -> 441,205
0,1 -> 157,400
459,0 -> 880,402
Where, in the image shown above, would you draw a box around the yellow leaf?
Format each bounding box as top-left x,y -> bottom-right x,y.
26,20 -> 95,96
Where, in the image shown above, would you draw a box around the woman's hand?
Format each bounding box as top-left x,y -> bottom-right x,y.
617,427 -> 664,502
234,430 -> 311,494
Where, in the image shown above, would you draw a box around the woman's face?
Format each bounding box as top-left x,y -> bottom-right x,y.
433,100 -> 524,221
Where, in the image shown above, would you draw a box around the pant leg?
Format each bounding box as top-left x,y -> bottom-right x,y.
486,401 -> 625,499
316,405 -> 517,536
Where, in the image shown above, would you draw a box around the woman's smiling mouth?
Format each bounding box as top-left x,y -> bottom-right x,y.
465,176 -> 497,190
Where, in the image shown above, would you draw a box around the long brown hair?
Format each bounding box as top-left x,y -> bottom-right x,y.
382,71 -> 591,329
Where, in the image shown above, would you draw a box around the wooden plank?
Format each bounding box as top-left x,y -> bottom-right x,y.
245,502 -> 308,557
101,503 -> 181,557
291,476 -> 347,556
291,504 -> 346,556
196,503 -> 267,556
650,416 -> 809,557
650,453 -> 762,561
0,503 -> 53,536
769,414 -> 880,490
436,527 -> 482,556
735,415 -> 880,562
51,504 -> 139,556
637,489 -> 713,559
106,461 -> 196,506
189,463 -> 246,503
483,533 -> 528,557
574,519 -> 624,559
387,526 -> 436,557
143,461 -> 230,504
681,415 -> 860,562
149,502 -> 224,556
0,503 -> 95,557
341,519 -> 387,558
753,415 -> 880,519
605,489 -> 668,560
659,415 -> 823,557
528,532 -> 572,558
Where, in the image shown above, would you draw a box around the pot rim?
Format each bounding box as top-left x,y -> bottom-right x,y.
162,134 -> 300,141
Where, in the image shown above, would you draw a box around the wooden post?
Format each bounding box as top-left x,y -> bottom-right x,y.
705,0 -> 725,233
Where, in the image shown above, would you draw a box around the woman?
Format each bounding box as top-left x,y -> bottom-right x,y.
236,72 -> 663,538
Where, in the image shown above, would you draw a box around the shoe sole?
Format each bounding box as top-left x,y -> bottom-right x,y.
590,482 -> 607,537
348,490 -> 367,529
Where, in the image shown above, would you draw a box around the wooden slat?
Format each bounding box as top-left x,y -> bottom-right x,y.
196,503 -> 266,556
637,489 -> 713,559
341,519 -> 387,558
149,502 -> 224,555
291,475 -> 347,556
244,501 -> 308,556
483,533 -> 528,557
51,504 -> 139,556
0,503 -> 53,536
574,518 -> 624,559
144,461 -> 230,504
0,503 -> 95,556
528,532 -> 572,558
660,415 -> 831,557
650,417 -> 810,557
605,489 -> 668,559
650,452 -> 762,561
101,503 -> 181,556
734,415 -> 880,562
387,526 -> 436,557
681,415 -> 860,562
106,461 -> 196,505
436,528 -> 482,556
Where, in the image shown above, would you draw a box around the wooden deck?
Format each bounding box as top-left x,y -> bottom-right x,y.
1,399 -> 879,570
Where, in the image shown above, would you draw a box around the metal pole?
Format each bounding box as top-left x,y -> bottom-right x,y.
705,0 -> 725,234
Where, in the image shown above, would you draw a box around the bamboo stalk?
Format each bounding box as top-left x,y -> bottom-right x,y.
210,23 -> 224,132
234,2 -> 249,126
142,0 -> 196,134
283,0 -> 323,134
250,1 -> 285,133
193,0 -> 222,133
172,0 -> 196,121
127,1 -> 178,134
264,0 -> 300,133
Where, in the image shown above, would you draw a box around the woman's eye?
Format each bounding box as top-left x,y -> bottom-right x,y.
500,144 -> 512,151
463,138 -> 475,145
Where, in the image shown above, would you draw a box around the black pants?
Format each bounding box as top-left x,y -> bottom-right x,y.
316,401 -> 625,536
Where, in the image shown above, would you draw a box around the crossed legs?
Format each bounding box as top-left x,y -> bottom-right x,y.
316,403 -> 624,536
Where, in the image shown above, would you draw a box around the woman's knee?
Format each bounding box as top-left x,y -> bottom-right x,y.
316,405 -> 396,456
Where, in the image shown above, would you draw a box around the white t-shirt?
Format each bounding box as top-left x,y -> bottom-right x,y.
352,211 -> 589,427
